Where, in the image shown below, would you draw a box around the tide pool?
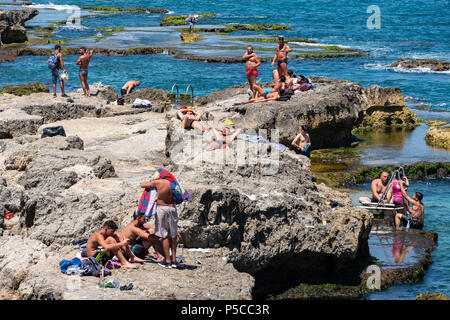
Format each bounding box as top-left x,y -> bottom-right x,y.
349,179 -> 450,299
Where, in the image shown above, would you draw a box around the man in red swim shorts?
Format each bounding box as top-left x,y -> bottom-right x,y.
242,45 -> 261,98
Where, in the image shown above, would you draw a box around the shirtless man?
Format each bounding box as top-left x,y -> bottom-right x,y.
85,220 -> 137,269
177,108 -> 208,132
271,36 -> 291,80
75,47 -> 94,97
121,212 -> 165,262
140,178 -> 178,268
121,80 -> 141,96
358,171 -> 390,204
242,46 -> 261,98
291,125 -> 312,158
208,127 -> 242,151
395,188 -> 424,230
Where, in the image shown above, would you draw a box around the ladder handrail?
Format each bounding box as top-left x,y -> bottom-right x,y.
171,84 -> 179,98
185,85 -> 194,104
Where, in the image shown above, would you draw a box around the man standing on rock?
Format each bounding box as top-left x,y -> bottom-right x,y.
49,45 -> 67,98
242,45 -> 261,98
86,220 -> 137,269
358,171 -> 390,204
140,173 -> 179,268
76,47 -> 94,97
121,80 -> 141,96
271,36 -> 291,80
291,125 -> 311,158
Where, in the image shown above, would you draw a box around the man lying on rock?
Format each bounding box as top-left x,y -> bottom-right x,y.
121,211 -> 165,263
177,107 -> 209,133
85,220 -> 138,269
358,171 -> 390,205
208,127 -> 242,151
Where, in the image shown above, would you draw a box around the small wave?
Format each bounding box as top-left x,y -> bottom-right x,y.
60,23 -> 89,31
24,2 -> 80,11
166,11 -> 175,14
364,63 -> 389,71
392,66 -> 450,74
290,42 -> 352,49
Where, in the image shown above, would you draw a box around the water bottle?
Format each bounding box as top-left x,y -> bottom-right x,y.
100,104 -> 103,109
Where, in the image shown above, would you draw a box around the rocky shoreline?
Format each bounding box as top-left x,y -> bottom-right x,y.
391,58 -> 450,72
0,77 -> 443,300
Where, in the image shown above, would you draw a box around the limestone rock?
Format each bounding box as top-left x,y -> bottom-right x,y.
415,292 -> 450,300
0,9 -> 39,44
425,126 -> 450,149
357,84 -> 418,129
391,58 -> 450,72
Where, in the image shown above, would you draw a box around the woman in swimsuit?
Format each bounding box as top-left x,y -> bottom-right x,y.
177,108 -> 208,133
208,127 -> 242,151
242,46 -> 261,98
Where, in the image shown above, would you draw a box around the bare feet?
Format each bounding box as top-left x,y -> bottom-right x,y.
129,256 -> 145,264
121,262 -> 137,269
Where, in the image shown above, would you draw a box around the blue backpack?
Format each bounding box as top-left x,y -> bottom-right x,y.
47,53 -> 58,70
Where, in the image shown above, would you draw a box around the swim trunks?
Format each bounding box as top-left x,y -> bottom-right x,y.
131,237 -> 149,259
277,58 -> 288,66
79,69 -> 88,76
155,205 -> 178,239
120,89 -> 127,96
213,138 -> 227,149
245,68 -> 258,77
295,148 -> 310,158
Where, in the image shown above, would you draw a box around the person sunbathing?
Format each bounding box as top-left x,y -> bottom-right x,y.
208,127 -> 242,150
121,212 -> 165,263
233,85 -> 282,105
177,108 -> 208,132
85,220 -> 136,269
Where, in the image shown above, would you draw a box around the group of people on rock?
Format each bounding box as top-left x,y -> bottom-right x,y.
358,172 -> 425,230
85,172 -> 181,269
238,35 -> 313,104
49,45 -> 141,98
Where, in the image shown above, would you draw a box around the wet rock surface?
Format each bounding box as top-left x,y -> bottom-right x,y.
391,58 -> 450,72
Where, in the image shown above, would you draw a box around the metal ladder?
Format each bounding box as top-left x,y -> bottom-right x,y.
359,167 -> 405,211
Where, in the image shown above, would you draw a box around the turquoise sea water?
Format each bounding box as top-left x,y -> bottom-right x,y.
1,0 -> 449,117
350,180 -> 450,299
1,0 -> 449,299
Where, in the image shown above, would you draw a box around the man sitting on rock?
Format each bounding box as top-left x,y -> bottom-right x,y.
291,125 -> 311,158
177,107 -> 208,133
395,188 -> 424,230
121,212 -> 165,263
121,80 -> 141,96
358,171 -> 390,204
85,220 -> 137,269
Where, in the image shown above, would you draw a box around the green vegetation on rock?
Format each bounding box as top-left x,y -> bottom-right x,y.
161,13 -> 217,26
1,83 -> 49,96
225,37 -> 317,43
